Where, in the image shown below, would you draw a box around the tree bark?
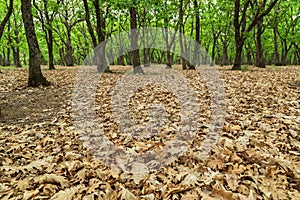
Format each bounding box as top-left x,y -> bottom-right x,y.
93,0 -> 109,72
179,0 -> 187,70
83,0 -> 97,47
21,0 -> 49,87
0,0 -> 13,40
48,29 -> 55,69
221,39 -> 229,66
65,31 -> 74,66
130,1 -> 143,74
191,0 -> 200,70
255,18 -> 265,68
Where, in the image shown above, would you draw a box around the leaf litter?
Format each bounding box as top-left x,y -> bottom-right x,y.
0,65 -> 299,199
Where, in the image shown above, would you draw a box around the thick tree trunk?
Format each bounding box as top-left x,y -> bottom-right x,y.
232,40 -> 244,70
255,18 -> 265,68
130,2 -> 143,74
94,0 -> 109,72
21,0 -> 49,87
65,32 -> 74,66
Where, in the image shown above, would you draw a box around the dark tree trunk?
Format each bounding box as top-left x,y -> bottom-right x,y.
94,0 -> 109,72
33,0 -> 56,70
65,32 -> 74,66
164,17 -> 172,68
191,0 -> 200,69
21,0 -> 49,87
255,18 -> 265,68
0,0 -> 13,40
12,47 -> 21,68
48,29 -> 55,69
130,2 -> 143,74
11,11 -> 22,68
83,0 -> 97,47
211,33 -> 219,66
245,43 -> 253,65
221,39 -> 229,66
273,16 -> 281,66
232,40 -> 244,70
232,0 -> 278,70
179,0 -> 187,70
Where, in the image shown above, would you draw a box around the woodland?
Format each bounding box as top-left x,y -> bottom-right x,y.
0,0 -> 299,199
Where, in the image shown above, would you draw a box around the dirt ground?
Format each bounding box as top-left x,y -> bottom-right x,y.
0,65 -> 299,199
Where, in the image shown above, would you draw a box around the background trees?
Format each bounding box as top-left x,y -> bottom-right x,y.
0,0 -> 299,74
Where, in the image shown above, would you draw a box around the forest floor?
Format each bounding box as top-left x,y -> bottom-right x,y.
0,65 -> 299,199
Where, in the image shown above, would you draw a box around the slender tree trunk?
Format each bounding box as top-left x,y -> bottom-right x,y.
255,18 -> 265,68
83,0 -> 97,47
179,0 -> 187,70
130,2 -> 143,74
48,29 -> 55,69
211,34 -> 218,66
245,43 -> 253,65
191,0 -> 200,70
273,20 -> 281,65
0,0 -> 13,40
21,0 -> 49,87
164,17 -> 172,68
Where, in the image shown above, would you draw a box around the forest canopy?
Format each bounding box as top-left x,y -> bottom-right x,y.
0,0 -> 299,70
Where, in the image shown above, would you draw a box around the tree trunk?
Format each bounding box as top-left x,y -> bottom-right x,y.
130,2 -> 143,74
179,0 -> 187,70
21,0 -> 49,87
0,0 -> 13,40
221,39 -> 229,66
83,0 -> 97,47
245,44 -> 253,65
94,0 -> 109,72
164,17 -> 172,68
232,40 -> 244,70
232,0 -> 278,70
255,18 -> 265,68
211,35 -> 218,66
273,21 -> 281,65
65,31 -> 74,66
191,0 -> 199,70
12,47 -> 21,68
48,29 -> 55,69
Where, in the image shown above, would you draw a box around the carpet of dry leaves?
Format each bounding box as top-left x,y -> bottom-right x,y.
0,65 -> 299,200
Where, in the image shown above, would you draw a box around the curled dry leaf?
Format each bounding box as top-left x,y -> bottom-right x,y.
35,174 -> 69,189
